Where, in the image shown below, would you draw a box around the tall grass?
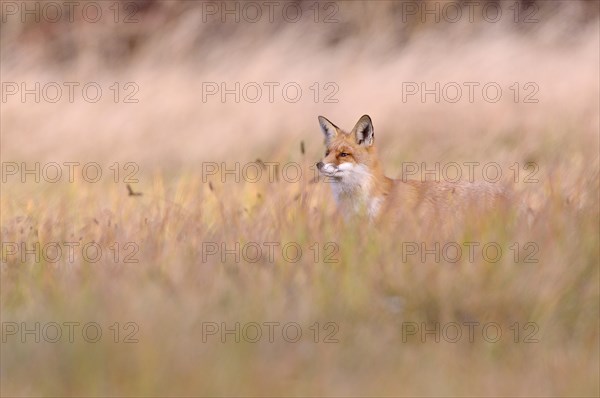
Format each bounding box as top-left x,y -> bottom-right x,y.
1,1 -> 599,396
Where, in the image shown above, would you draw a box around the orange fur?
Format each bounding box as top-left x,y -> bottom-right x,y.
316,115 -> 511,224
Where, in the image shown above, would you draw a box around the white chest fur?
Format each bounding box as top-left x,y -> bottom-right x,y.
329,164 -> 382,219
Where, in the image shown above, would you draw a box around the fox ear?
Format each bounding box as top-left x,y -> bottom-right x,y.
352,115 -> 374,147
318,116 -> 339,145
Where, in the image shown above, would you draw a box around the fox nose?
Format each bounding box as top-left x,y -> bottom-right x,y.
316,162 -> 324,170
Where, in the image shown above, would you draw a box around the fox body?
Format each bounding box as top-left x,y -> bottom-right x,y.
316,115 -> 509,223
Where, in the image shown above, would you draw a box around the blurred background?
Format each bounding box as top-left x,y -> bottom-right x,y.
2,0 -> 598,170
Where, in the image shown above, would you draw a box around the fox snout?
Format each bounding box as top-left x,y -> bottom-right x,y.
316,160 -> 333,176
316,161 -> 338,177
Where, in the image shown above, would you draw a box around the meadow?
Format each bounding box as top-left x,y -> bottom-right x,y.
1,1 -> 599,396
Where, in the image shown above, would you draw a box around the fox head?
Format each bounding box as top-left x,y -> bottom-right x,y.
316,115 -> 378,186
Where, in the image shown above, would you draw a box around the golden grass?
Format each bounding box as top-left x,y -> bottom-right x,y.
1,1 -> 599,396
2,154 -> 598,396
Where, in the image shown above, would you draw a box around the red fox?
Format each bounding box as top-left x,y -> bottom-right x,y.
316,115 -> 511,224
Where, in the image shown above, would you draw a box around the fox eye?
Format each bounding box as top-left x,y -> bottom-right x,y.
325,150 -> 330,156
339,152 -> 350,158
